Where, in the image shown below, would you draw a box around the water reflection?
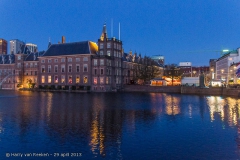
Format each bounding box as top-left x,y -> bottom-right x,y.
164,94 -> 180,115
207,96 -> 240,126
0,91 -> 240,159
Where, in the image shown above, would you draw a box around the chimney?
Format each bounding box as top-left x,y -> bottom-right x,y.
62,36 -> 65,43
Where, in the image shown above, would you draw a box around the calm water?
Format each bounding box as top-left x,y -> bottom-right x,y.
0,91 -> 240,159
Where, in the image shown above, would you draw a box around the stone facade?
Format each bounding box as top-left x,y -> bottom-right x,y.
0,24 -> 162,91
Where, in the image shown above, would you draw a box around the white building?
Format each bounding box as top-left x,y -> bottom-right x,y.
26,43 -> 38,53
10,39 -> 25,54
216,48 -> 240,82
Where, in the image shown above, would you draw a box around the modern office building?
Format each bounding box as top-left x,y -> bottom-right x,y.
26,43 -> 38,53
0,39 -> 7,54
215,49 -> 240,82
10,39 -> 25,54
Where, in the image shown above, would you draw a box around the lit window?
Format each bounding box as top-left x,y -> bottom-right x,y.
83,76 -> 88,83
61,75 -> 65,83
100,77 -> 104,84
48,75 -> 51,83
41,76 -> 45,83
68,76 -> 72,83
76,76 -> 80,83
94,77 -> 97,84
106,77 -> 108,84
54,75 -> 58,83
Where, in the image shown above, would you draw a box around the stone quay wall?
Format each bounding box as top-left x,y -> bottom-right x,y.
122,85 -> 240,97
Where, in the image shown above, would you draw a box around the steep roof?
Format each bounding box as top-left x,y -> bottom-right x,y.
25,51 -> 45,61
43,41 -> 97,57
0,54 -> 15,64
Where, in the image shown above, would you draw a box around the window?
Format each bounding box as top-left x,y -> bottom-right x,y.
94,59 -> 98,66
109,77 -> 111,84
41,76 -> 45,83
55,59 -> 58,63
100,77 -> 104,84
100,51 -> 103,55
41,59 -> 45,63
83,57 -> 88,61
83,64 -> 88,72
114,51 -> 116,57
107,42 -> 111,48
94,77 -> 97,84
83,76 -> 88,83
76,58 -> 80,62
35,71 -> 37,75
41,66 -> 45,73
94,69 -> 97,75
48,65 -> 51,73
54,65 -> 58,73
76,65 -> 80,72
100,59 -> 104,65
107,51 -> 111,56
100,43 -> 103,49
68,58 -> 72,62
68,65 -> 72,72
114,43 -> 116,49
48,75 -> 51,83
106,77 -> 108,84
54,75 -> 58,83
76,76 -> 80,83
61,58 -> 65,62
68,76 -> 72,83
34,63 -> 37,67
30,63 -> 33,68
61,75 -> 65,83
61,65 -> 65,72
48,59 -> 51,63
100,68 -> 103,75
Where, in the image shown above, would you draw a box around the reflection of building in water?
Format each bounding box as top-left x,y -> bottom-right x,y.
164,95 -> 180,115
207,96 -> 240,126
207,96 -> 225,121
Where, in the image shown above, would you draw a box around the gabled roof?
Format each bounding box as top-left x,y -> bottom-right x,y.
43,41 -> 97,57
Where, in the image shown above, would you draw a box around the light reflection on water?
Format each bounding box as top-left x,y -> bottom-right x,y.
0,91 -> 239,159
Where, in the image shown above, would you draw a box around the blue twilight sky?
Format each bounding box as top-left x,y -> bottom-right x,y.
1,0 -> 240,66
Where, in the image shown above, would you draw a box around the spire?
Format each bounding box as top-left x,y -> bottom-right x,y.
48,37 -> 52,48
100,23 -> 107,41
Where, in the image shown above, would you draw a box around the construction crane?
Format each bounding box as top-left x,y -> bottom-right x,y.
179,49 -> 230,56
